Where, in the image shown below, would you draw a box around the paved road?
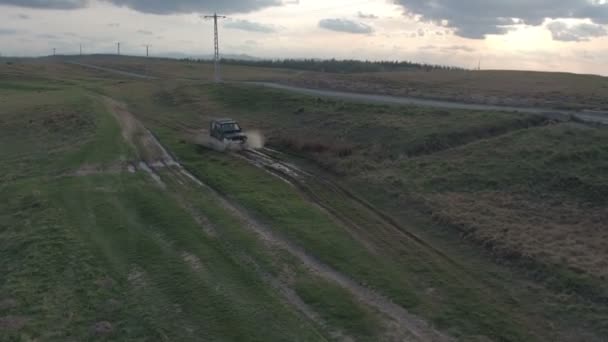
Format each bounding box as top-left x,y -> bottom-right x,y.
65,61 -> 608,125
249,82 -> 608,125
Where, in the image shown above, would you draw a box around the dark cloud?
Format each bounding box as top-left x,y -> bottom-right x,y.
546,21 -> 607,42
319,18 -> 373,34
357,12 -> 378,19
393,0 -> 608,39
224,19 -> 276,33
0,0 -> 282,14
0,0 -> 87,10
17,13 -> 31,19
107,0 -> 282,14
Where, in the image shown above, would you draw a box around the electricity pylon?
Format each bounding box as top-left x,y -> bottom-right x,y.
204,13 -> 227,83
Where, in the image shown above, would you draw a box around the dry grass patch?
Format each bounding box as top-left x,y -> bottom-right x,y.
428,192 -> 608,279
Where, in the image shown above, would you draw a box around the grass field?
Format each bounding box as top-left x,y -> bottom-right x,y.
0,63 -> 390,341
99,71 -> 607,340
2,57 -> 608,341
199,83 -> 608,291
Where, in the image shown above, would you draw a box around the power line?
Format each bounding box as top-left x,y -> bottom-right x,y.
204,13 -> 227,83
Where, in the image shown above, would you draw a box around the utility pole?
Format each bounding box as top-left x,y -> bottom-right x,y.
79,44 -> 82,56
204,13 -> 227,83
143,44 -> 151,57
117,42 -> 121,56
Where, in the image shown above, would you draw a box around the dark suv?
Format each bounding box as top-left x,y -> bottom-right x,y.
210,119 -> 248,144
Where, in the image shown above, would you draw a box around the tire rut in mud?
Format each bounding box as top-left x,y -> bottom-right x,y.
239,148 -> 461,269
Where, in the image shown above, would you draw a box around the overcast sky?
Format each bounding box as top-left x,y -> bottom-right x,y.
1,0 -> 608,75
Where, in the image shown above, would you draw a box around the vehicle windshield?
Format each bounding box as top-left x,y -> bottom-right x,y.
221,123 -> 241,132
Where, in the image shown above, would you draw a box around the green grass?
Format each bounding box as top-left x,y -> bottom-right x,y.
172,145 -> 420,306
160,171 -> 388,340
200,83 -> 608,286
152,135 -> 537,341
1,72 -> 392,341
0,88 -> 132,184
295,275 -> 382,340
394,123 -> 608,204
1,173 -> 330,341
4,61 -> 607,341
2,77 -> 324,341
101,79 -> 608,340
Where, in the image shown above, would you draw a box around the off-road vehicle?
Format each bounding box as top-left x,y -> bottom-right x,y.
210,118 -> 247,144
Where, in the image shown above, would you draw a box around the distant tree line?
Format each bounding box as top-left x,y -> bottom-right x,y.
217,58 -> 466,73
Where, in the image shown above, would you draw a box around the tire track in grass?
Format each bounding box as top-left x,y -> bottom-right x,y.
166,164 -> 444,341
163,169 -> 344,342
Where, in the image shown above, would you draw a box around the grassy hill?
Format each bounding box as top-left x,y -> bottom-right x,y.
1,57 -> 608,341
0,61 -> 384,341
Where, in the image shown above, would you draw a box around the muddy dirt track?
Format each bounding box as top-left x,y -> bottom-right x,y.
103,97 -> 451,342
238,148 -> 461,267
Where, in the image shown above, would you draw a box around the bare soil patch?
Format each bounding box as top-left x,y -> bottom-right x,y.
103,97 -> 176,165
181,251 -> 205,272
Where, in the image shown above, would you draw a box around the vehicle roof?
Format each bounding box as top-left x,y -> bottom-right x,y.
213,118 -> 238,124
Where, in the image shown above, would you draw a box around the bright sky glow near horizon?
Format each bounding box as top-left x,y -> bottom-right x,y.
1,0 -> 608,75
